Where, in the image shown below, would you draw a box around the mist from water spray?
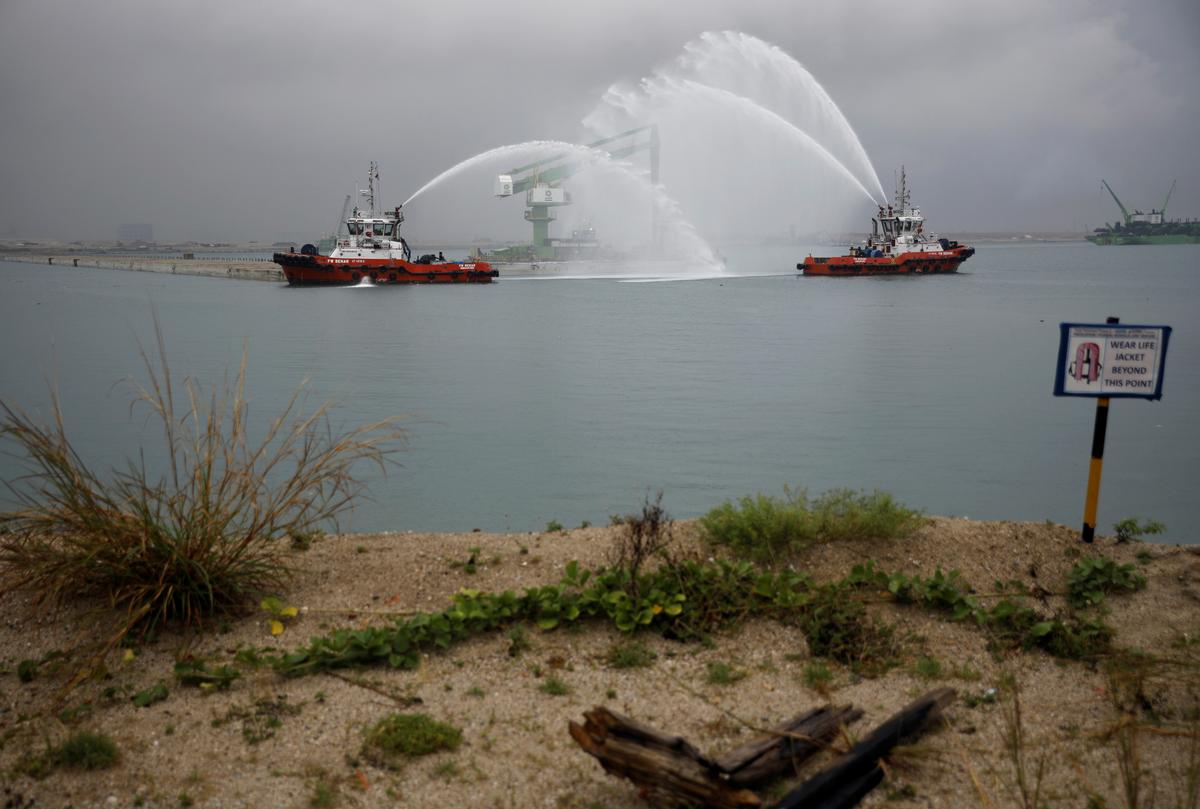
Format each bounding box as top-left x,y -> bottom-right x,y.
584,31 -> 888,212
403,140 -> 720,270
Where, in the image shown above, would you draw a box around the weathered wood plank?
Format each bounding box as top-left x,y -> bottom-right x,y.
715,704 -> 864,788
768,688 -> 956,809
569,708 -> 761,809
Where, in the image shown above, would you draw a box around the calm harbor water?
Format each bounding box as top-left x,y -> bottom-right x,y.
1,242 -> 1197,541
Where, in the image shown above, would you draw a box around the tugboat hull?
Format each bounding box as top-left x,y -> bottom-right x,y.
273,253 -> 498,285
799,247 -> 974,276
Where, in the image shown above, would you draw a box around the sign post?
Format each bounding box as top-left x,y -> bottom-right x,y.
1053,317 -> 1171,542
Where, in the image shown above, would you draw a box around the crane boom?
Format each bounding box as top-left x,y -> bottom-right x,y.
1161,179 -> 1176,218
502,126 -> 659,195
1101,180 -> 1132,225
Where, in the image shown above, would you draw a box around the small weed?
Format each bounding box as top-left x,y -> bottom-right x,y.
1136,550 -> 1153,565
58,703 -> 93,725
175,657 -> 240,691
362,714 -> 462,767
466,686 -> 485,698
315,690 -> 327,703
606,688 -> 617,700
606,641 -> 657,670
608,492 -> 674,592
1113,517 -> 1165,543
507,625 -> 531,657
579,520 -> 591,529
132,682 -> 169,708
291,528 -> 325,551
546,520 -> 564,533
164,724 -> 175,736
310,777 -> 337,808
216,695 -> 302,745
999,676 -> 1047,809
433,760 -> 460,780
798,582 -> 898,674
55,731 -> 119,770
355,546 -> 367,554
15,650 -> 66,684
1067,556 -> 1146,609
540,676 -> 570,696
17,660 -> 38,683
232,647 -> 271,669
913,656 -> 942,680
706,661 -> 746,686
802,661 -> 833,693
952,663 -> 983,682
178,793 -> 193,808
449,547 -> 482,575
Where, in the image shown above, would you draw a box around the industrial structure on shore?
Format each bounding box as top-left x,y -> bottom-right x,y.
484,126 -> 660,262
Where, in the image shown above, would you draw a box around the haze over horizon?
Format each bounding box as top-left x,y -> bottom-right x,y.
1,0 -> 1197,245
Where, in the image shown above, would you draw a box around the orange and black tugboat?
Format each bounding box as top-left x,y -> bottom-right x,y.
798,168 -> 973,277
274,163 -> 498,286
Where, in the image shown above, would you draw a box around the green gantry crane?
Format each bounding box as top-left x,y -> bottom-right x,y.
493,125 -> 659,260
1101,179 -> 1175,227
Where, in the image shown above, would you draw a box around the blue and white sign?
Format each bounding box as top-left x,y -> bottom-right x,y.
1054,323 -> 1171,400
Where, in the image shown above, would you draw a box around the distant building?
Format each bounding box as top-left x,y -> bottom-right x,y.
117,223 -> 154,244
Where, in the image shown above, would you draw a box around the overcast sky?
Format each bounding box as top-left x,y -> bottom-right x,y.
1,0 -> 1197,243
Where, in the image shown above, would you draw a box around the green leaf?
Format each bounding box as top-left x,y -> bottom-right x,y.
1030,621 -> 1055,638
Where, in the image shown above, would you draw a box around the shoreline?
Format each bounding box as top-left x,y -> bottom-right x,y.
0,253 -> 284,282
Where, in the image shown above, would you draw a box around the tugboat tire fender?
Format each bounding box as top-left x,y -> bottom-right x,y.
351,272 -> 361,282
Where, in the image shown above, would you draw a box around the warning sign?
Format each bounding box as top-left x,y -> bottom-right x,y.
1054,323 -> 1171,399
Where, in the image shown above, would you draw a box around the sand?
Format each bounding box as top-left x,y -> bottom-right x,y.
2,517 -> 1199,808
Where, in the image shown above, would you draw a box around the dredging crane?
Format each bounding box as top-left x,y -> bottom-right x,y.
1089,179 -> 1198,245
492,125 -> 660,261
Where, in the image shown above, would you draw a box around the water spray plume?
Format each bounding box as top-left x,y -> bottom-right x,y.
585,31 -> 887,210
646,77 -> 880,205
682,31 -> 887,203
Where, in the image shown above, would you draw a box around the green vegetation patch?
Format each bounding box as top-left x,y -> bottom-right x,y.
606,640 -> 657,670
278,553 -> 1119,680
363,714 -> 462,767
55,730 -> 120,770
699,487 -> 923,562
19,730 -> 121,777
1067,555 -> 1147,609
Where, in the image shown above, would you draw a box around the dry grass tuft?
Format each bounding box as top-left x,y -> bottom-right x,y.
0,322 -> 402,657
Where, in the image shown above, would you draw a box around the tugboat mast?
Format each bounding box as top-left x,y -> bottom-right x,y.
894,165 -> 909,214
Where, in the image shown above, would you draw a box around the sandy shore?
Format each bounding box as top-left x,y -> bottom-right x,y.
2,517 -> 1198,808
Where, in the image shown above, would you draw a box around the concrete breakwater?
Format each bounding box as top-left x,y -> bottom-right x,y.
1,253 -> 284,282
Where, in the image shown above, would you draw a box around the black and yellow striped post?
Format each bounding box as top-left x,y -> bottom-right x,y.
1080,315 -> 1119,543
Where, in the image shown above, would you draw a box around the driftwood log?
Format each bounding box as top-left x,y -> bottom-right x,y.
568,704 -> 860,809
568,688 -> 955,809
769,687 -> 957,809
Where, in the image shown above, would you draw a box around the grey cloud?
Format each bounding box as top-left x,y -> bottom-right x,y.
1,0 -> 1196,242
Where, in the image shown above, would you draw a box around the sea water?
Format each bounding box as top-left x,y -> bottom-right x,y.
0,241 -> 1196,541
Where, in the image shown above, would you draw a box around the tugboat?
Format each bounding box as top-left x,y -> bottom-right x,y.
798,168 -> 974,276
274,163 -> 498,286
